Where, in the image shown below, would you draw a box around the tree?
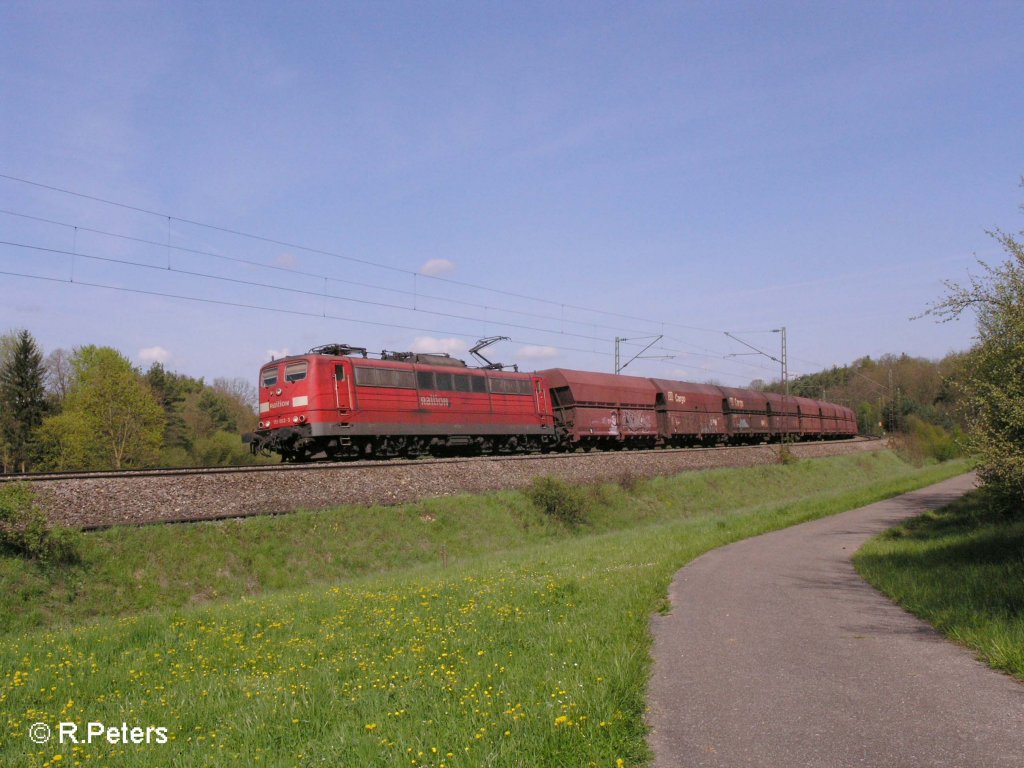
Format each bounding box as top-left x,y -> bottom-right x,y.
0,332 -> 15,470
145,363 -> 203,459
0,330 -> 48,472
927,226 -> 1024,506
209,378 -> 258,432
44,348 -> 74,406
0,332 -> 17,366
212,376 -> 258,410
35,346 -> 165,470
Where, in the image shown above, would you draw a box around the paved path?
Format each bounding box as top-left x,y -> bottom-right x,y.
648,473 -> 1024,767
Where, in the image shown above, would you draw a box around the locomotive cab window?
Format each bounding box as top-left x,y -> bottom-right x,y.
284,361 -> 308,383
335,365 -> 345,381
354,366 -> 415,389
261,367 -> 279,387
489,377 -> 532,396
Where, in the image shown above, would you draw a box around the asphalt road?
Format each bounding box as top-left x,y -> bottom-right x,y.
647,473 -> 1024,767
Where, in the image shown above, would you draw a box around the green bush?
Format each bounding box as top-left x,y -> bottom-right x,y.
158,446 -> 193,468
0,483 -> 81,564
893,416 -> 962,465
525,476 -> 590,527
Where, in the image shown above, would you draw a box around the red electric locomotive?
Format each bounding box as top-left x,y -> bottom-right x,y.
244,344 -> 555,461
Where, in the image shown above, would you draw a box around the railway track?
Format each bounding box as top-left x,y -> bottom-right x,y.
2,436 -> 880,484
12,438 -> 885,530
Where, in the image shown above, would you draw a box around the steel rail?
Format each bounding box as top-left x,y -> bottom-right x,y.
1,437 -> 876,484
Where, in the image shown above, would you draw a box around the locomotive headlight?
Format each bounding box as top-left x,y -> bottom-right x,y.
292,416 -> 300,423
298,415 -> 306,423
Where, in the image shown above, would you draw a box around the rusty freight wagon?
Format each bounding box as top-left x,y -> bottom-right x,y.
648,379 -> 727,446
538,368 -> 659,450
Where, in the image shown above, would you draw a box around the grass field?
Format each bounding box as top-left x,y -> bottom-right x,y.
855,488 -> 1024,681
0,452 -> 971,767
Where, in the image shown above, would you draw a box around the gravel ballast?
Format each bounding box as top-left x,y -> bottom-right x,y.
33,439 -> 886,529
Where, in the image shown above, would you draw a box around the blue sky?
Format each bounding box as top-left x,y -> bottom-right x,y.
2,1 -> 1022,388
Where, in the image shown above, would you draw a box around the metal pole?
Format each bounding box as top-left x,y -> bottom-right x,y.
780,326 -> 788,396
615,335 -> 665,374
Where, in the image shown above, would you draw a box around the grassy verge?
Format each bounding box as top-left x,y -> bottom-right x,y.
1,452 -> 966,634
854,488 -> 1024,680
0,453 -> 970,767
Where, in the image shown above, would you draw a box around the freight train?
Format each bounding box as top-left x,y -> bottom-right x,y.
243,343 -> 858,462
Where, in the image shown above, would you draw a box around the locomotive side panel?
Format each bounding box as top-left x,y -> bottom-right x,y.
346,362 -> 551,436
349,362 -> 422,432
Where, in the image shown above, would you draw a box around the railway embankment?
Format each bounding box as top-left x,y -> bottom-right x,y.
32,438 -> 885,528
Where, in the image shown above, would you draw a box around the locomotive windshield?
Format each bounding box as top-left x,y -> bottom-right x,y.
261,366 -> 279,387
284,361 -> 308,383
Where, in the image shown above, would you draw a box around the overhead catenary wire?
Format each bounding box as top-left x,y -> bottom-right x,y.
0,267 -> 625,361
0,172 -> 806,383
0,172 -> 750,334
0,262 -> 782,387
1,238 -> 616,344
8,235 -> 781,377
0,207 -> 670,339
0,230 -> 786,377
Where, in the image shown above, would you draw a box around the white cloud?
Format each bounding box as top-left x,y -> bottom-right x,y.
266,348 -> 290,360
517,345 -> 559,360
139,346 -> 171,364
275,253 -> 298,268
409,337 -> 467,355
419,258 -> 455,277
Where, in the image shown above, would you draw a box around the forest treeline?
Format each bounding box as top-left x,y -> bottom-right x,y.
0,333 -> 269,473
759,351 -> 965,455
